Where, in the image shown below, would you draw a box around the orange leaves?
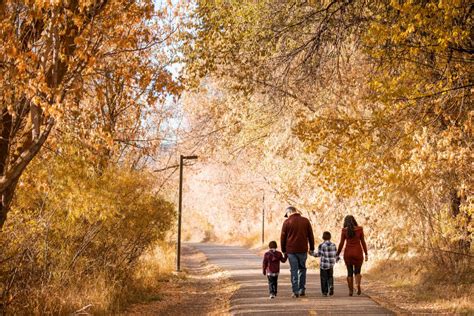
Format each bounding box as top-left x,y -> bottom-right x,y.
0,0 -> 184,229
1,0 -> 181,150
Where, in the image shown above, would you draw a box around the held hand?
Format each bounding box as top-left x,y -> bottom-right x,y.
336,256 -> 341,263
365,255 -> 368,262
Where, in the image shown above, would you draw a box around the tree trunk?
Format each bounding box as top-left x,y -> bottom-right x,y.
0,117 -> 54,230
0,107 -> 13,230
0,178 -> 18,229
450,188 -> 461,218
0,109 -> 12,175
450,188 -> 470,253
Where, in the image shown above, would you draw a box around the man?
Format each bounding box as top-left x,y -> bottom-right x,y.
281,206 -> 315,298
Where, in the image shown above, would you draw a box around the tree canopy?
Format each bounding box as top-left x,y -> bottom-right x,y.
183,0 -> 472,254
0,0 -> 180,228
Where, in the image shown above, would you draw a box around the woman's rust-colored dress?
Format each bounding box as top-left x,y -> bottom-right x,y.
337,226 -> 368,266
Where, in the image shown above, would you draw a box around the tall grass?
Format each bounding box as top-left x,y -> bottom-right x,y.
365,253 -> 474,314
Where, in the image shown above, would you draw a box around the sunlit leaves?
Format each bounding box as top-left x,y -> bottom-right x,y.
183,0 -> 473,254
0,1 -> 183,227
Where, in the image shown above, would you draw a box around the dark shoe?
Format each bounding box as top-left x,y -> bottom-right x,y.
329,287 -> 334,296
298,290 -> 305,296
292,293 -> 299,298
322,293 -> 328,297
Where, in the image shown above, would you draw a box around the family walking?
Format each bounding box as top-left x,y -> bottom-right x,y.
262,206 -> 368,299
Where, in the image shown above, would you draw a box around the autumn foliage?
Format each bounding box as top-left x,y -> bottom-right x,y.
0,0 -> 472,313
181,0 -> 472,311
0,0 -> 181,313
0,0 -> 179,227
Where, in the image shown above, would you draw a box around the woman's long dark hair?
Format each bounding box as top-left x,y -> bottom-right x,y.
343,215 -> 359,238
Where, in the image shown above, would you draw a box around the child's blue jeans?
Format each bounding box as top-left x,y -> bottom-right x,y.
267,275 -> 278,295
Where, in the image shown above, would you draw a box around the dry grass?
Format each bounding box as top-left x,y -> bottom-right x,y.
22,273 -> 120,315
364,256 -> 474,315
20,242 -> 178,315
2,247 -> 175,315
239,232 -> 263,248
115,242 -> 179,310
124,245 -> 238,315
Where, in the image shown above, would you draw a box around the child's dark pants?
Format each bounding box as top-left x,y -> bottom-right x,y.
267,275 -> 278,295
320,268 -> 334,295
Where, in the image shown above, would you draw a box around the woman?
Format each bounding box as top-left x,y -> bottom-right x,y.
336,215 -> 368,296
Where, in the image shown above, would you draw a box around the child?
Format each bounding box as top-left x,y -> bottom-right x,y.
312,231 -> 338,296
262,240 -> 287,299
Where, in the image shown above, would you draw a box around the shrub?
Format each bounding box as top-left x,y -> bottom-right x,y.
0,148 -> 175,314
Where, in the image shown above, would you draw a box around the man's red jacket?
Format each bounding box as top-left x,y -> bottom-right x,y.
280,213 -> 315,253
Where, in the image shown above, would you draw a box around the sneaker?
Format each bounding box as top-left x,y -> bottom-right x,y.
292,293 -> 299,298
269,294 -> 275,299
299,290 -> 306,296
322,293 -> 328,297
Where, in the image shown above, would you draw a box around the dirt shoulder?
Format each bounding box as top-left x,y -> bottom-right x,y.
362,277 -> 413,315
123,245 -> 238,315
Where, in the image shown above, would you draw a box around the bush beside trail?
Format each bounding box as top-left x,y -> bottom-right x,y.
0,147 -> 175,314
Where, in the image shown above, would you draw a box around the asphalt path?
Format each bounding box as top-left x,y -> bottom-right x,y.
189,243 -> 394,316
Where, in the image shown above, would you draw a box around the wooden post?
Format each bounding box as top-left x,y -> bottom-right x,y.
177,155 -> 184,272
176,155 -> 197,272
262,192 -> 265,245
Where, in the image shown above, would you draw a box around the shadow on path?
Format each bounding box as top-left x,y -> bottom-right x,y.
189,243 -> 394,316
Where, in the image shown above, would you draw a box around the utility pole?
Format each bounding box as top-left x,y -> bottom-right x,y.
262,191 -> 265,245
176,154 -> 198,272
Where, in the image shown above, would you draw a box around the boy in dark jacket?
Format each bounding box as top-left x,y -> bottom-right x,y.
262,240 -> 287,299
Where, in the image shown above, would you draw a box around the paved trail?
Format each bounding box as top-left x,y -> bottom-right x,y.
190,243 -> 394,316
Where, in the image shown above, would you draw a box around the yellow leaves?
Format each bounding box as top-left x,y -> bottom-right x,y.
437,37 -> 449,49
0,0 -> 181,174
362,139 -> 372,150
405,23 -> 415,35
7,44 -> 17,56
390,0 -> 402,10
364,4 -> 471,118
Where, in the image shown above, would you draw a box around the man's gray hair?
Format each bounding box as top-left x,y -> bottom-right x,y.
286,206 -> 297,213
